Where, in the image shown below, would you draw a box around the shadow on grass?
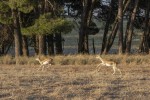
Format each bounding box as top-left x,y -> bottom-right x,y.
0,93 -> 11,99
26,95 -> 55,100
98,78 -> 126,99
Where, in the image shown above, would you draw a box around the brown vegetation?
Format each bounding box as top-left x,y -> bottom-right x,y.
0,55 -> 150,99
0,54 -> 150,65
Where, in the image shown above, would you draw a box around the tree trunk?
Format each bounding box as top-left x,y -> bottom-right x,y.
78,0 -> 95,54
125,0 -> 139,53
55,33 -> 63,54
147,21 -> 150,48
102,0 -> 131,54
18,11 -> 29,57
118,0 -> 123,54
123,15 -> 131,52
103,22 -> 118,54
32,35 -> 39,55
78,0 -> 89,53
0,44 -> 4,55
138,0 -> 150,54
47,34 -> 54,55
38,35 -> 46,55
101,0 -> 115,54
12,9 -> 23,57
22,36 -> 29,56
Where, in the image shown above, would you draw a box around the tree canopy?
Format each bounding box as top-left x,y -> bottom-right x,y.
22,13 -> 74,35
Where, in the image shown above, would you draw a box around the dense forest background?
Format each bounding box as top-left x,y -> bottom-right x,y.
0,0 -> 150,57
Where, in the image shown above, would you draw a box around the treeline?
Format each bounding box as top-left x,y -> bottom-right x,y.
0,0 -> 150,57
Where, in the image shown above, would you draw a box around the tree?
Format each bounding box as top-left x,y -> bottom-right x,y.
101,0 -> 116,54
0,0 -> 35,57
0,25 -> 13,55
22,13 -> 73,55
78,0 -> 96,53
55,33 -> 63,54
101,0 -> 131,54
118,0 -> 123,54
9,0 -> 35,57
125,0 -> 139,53
0,1 -> 13,55
12,8 -> 23,57
138,0 -> 150,54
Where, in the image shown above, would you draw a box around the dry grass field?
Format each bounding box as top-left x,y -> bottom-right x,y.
0,55 -> 150,100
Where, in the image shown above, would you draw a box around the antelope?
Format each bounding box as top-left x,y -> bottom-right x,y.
96,55 -> 122,75
35,57 -> 53,71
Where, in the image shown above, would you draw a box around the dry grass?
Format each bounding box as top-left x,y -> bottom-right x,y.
1,54 -> 150,66
0,64 -> 150,99
0,54 -> 150,99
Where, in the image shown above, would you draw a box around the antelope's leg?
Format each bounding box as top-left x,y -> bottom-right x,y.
117,68 -> 122,75
42,65 -> 45,71
97,63 -> 103,72
112,66 -> 116,75
96,63 -> 102,69
96,63 -> 101,71
47,64 -> 52,68
97,66 -> 102,72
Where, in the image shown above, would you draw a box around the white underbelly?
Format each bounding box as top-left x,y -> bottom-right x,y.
106,64 -> 112,66
102,63 -> 112,66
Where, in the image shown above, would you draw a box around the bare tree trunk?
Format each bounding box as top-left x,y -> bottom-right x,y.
101,0 -> 115,54
123,15 -> 131,52
12,9 -> 23,57
18,11 -> 29,57
147,21 -> 150,48
78,0 -> 95,54
47,34 -> 54,55
0,44 -> 4,55
118,0 -> 123,54
102,0 -> 131,54
33,35 -> 39,55
55,33 -> 63,54
38,35 -> 46,55
22,36 -> 29,56
78,0 -> 90,53
138,0 -> 150,54
103,22 -> 119,54
125,0 -> 139,53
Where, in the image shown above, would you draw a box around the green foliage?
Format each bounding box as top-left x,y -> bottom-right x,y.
8,0 -> 34,13
53,19 -> 74,34
0,1 -> 12,24
22,13 -> 74,36
0,15 -> 12,24
0,1 -> 10,12
0,0 -> 35,24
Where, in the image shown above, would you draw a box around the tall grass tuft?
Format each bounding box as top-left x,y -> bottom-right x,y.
0,55 -> 15,64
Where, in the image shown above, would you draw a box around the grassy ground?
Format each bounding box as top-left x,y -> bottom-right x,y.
0,55 -> 150,99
